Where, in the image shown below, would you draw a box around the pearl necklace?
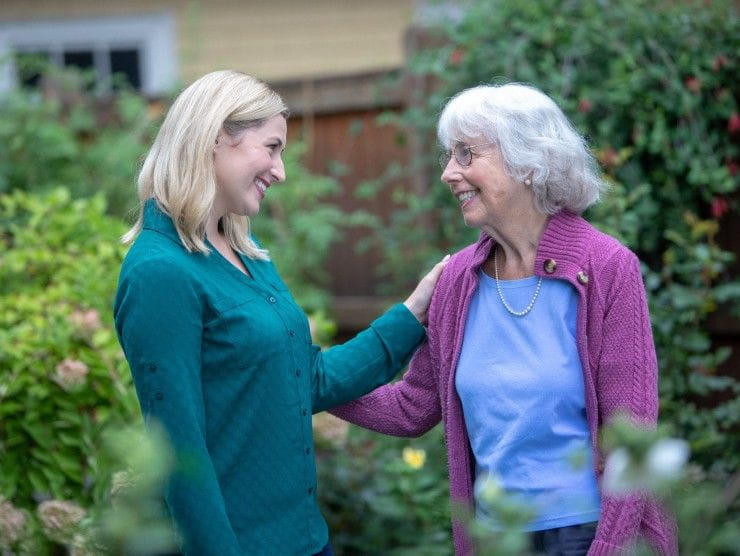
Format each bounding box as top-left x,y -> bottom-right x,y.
492,246 -> 542,317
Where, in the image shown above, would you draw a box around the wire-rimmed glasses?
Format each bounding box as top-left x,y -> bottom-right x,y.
438,141 -> 496,169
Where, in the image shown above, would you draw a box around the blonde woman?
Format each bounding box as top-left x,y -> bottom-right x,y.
113,70 -> 447,556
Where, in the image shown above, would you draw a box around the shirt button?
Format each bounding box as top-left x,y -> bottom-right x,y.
305,447 -> 311,455
268,296 -> 276,303
543,259 -> 557,273
154,392 -> 164,401
288,330 -> 295,337
307,487 -> 314,495
577,270 -> 589,284
295,369 -> 301,377
301,408 -> 308,416
148,363 -> 157,373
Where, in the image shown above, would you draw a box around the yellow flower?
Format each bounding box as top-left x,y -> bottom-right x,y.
402,447 -> 426,470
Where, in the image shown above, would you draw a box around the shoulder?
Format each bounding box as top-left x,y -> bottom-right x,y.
443,235 -> 489,281
119,231 -> 201,294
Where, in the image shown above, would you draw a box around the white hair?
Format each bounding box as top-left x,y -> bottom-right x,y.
437,83 -> 606,214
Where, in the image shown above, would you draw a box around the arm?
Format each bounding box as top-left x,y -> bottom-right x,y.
310,255 -> 448,413
310,303 -> 425,412
325,257 -> 450,436
328,337 -> 443,437
590,251 -> 677,555
114,260 -> 241,556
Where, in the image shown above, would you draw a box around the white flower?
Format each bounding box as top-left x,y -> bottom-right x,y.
53,358 -> 89,390
37,499 -> 86,544
70,309 -> 102,334
603,447 -> 634,494
645,438 -> 690,482
0,497 -> 28,549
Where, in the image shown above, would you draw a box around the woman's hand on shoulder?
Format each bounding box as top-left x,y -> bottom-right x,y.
403,254 -> 450,325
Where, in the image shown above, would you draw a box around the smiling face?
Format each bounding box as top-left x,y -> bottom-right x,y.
440,139 -> 533,230
212,114 -> 287,219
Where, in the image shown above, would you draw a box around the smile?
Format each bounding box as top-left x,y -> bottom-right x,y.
255,178 -> 270,196
456,190 -> 477,203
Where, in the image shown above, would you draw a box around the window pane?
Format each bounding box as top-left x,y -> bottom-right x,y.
15,51 -> 51,87
110,48 -> 141,90
63,50 -> 94,70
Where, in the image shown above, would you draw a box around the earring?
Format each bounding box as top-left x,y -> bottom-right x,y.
524,177 -> 532,186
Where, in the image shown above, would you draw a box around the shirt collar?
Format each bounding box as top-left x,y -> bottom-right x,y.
142,198 -> 182,243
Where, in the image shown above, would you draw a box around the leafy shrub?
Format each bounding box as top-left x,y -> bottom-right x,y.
368,0 -> 739,474
315,420 -> 452,555
0,188 -> 140,552
0,62 -> 157,217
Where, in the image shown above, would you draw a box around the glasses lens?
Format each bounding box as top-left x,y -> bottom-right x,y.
454,144 -> 472,167
438,150 -> 451,169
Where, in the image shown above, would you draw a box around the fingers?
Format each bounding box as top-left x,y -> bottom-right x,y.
403,254 -> 451,324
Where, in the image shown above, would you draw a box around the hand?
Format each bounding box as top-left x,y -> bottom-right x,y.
403,254 -> 451,324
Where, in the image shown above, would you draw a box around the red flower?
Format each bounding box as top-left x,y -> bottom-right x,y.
728,113 -> 740,134
684,76 -> 701,93
449,48 -> 464,66
710,197 -> 729,219
577,99 -> 593,113
712,54 -> 729,72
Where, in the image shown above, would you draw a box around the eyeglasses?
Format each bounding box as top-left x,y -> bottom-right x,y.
438,141 -> 496,169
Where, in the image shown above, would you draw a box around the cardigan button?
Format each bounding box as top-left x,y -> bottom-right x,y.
289,330 -> 296,337
307,487 -> 314,495
154,392 -> 164,401
577,270 -> 589,284
268,296 -> 276,303
543,259 -> 557,273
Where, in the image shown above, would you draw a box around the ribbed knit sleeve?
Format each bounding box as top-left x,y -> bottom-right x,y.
589,249 -> 677,555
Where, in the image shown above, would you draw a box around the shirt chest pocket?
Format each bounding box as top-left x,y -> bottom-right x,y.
203,295 -> 288,375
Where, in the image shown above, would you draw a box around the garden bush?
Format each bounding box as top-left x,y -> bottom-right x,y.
0,62 -> 156,218
0,188 -> 139,552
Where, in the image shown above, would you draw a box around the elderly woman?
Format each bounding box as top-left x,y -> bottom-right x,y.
113,70 -> 447,555
332,84 -> 676,555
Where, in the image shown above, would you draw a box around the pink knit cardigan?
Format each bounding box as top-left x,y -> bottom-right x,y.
332,211 -> 677,555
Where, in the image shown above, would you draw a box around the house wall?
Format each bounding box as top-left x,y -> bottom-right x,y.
0,0 -> 416,84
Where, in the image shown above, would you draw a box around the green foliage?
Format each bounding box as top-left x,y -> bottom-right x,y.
315,423 -> 452,554
0,62 -> 156,217
89,425 -> 179,556
0,188 -> 140,552
252,141 -> 374,314
370,0 -> 739,473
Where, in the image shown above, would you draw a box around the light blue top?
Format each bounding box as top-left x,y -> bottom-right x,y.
455,269 -> 601,531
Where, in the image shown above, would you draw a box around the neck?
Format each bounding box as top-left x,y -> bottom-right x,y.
482,210 -> 549,279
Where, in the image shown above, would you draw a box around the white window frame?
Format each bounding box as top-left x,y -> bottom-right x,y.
0,12 -> 176,96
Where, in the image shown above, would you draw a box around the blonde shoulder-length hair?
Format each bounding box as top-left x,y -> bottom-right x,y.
122,70 -> 289,259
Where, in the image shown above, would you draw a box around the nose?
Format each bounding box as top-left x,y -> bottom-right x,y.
272,155 -> 286,183
440,158 -> 455,185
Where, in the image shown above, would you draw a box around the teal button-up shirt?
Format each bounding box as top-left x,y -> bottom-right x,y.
114,200 -> 425,555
